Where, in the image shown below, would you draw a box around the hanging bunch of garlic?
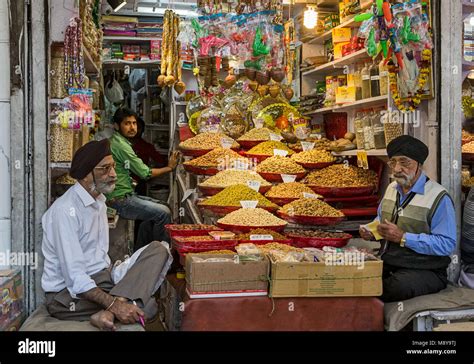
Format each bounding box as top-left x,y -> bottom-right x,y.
158,10 -> 186,94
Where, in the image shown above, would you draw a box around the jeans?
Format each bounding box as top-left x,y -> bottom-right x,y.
110,194 -> 172,251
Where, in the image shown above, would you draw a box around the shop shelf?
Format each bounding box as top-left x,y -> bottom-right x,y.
103,36 -> 162,42
103,59 -> 161,66
303,95 -> 389,115
302,49 -> 371,77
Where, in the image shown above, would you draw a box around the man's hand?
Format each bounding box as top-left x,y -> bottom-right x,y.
377,219 -> 405,243
168,151 -> 181,170
109,300 -> 145,325
359,226 -> 375,241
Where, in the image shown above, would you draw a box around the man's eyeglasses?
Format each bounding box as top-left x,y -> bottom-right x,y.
94,163 -> 116,174
387,158 -> 414,169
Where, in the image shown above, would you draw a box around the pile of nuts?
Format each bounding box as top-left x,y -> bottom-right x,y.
201,185 -> 278,208
56,174 -> 76,185
237,127 -> 277,141
286,229 -> 349,238
288,138 -> 331,151
179,132 -> 240,150
256,156 -> 306,174
279,198 -> 344,217
184,148 -> 247,168
195,250 -> 236,255
305,164 -> 378,188
167,224 -> 219,231
257,243 -> 304,254
291,150 -> 336,164
463,141 -> 474,153
199,169 -> 271,188
247,141 -> 294,156
218,208 -> 287,227
265,182 -> 319,199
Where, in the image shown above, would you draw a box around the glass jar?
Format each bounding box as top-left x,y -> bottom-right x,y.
370,63 -> 381,98
379,59 -> 389,96
361,63 -> 371,99
363,111 -> 375,150
354,112 -> 365,150
371,110 -> 386,149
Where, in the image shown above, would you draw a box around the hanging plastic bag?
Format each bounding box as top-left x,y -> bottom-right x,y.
104,79 -> 124,104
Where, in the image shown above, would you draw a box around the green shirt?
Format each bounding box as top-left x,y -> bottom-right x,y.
106,131 -> 152,200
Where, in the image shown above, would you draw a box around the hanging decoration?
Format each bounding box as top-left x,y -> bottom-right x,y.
63,17 -> 86,93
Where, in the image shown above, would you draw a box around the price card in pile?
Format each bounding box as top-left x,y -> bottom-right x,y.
250,234 -> 274,241
247,180 -> 261,192
221,138 -> 234,149
281,174 -> 297,183
273,149 -> 289,157
240,200 -> 258,209
301,141 -> 315,152
254,117 -> 264,129
270,133 -> 283,141
303,192 -> 319,199
357,150 -> 369,170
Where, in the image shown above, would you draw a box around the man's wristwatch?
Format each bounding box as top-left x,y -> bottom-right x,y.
400,233 -> 407,247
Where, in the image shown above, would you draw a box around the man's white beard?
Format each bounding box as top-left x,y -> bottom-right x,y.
394,173 -> 415,188
90,181 -> 115,195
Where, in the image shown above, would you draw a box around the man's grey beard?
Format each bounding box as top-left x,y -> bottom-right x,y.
90,181 -> 116,195
394,173 -> 415,188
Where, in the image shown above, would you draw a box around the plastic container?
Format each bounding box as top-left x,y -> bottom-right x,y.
362,111 -> 375,150
354,112 -> 365,150
361,63 -> 371,99
371,111 -> 386,149
379,60 -> 389,96
369,63 -> 380,98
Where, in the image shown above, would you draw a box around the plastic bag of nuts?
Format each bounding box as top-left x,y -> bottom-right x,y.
50,124 -> 74,162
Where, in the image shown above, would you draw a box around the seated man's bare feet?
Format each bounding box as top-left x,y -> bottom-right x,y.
90,310 -> 116,331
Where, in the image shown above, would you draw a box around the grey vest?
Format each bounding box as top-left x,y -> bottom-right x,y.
380,178 -> 452,270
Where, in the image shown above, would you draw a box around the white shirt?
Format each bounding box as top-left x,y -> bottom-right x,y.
41,183 -> 111,297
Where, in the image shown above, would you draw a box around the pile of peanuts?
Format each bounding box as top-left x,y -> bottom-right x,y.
280,198 -> 344,217
184,148 -> 246,168
237,127 -> 277,141
463,141 -> 474,153
201,185 -> 278,208
200,169 -> 271,188
217,208 -> 287,227
265,182 -> 319,199
305,164 -> 378,188
247,141 -> 294,156
291,149 -> 336,164
256,156 -> 306,174
179,132 -> 240,150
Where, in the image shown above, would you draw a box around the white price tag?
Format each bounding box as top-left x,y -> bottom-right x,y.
250,234 -> 274,241
221,138 -> 234,149
181,189 -> 196,203
303,192 -> 319,199
273,149 -> 289,157
281,174 -> 297,183
270,133 -> 283,141
247,180 -> 261,192
254,117 -> 264,129
301,142 -> 315,152
240,200 -> 259,209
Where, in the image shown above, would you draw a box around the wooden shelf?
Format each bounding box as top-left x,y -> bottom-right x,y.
103,36 -> 162,42
103,59 -> 161,66
304,4 -> 370,45
303,95 -> 389,115
332,149 -> 387,157
302,49 -> 370,77
50,162 -> 71,169
82,46 -> 100,74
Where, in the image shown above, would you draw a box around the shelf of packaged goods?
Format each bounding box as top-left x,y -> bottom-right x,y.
304,4 -> 371,45
331,149 -> 387,157
177,173 -> 203,224
82,46 -> 100,74
303,95 -> 389,116
50,162 -> 71,169
302,49 -> 370,77
103,36 -> 162,42
103,59 -> 161,67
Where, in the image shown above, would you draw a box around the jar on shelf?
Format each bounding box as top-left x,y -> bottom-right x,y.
379,59 -> 389,96
50,45 -> 66,99
89,77 -> 101,110
50,124 -> 74,162
371,110 -> 386,149
384,121 -> 403,145
354,111 -> 365,150
361,63 -> 371,99
362,110 -> 375,150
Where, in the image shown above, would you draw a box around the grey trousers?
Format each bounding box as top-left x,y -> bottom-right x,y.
45,241 -> 171,321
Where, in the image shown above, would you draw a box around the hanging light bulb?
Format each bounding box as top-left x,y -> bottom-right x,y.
304,5 -> 318,30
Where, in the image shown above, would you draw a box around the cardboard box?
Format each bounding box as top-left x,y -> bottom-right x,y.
0,269 -> 24,331
269,260 -> 383,298
334,41 -> 350,59
332,27 -> 352,43
336,86 -> 358,104
186,254 -> 270,297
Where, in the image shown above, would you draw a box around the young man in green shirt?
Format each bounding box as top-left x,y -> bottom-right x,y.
107,108 -> 180,250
